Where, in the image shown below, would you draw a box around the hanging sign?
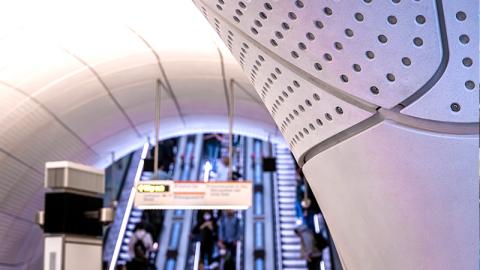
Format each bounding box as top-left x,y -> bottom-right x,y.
134,180 -> 252,209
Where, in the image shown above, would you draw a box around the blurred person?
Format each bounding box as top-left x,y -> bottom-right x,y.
192,210 -> 218,268
204,133 -> 223,170
295,224 -> 322,270
218,210 -> 242,270
215,156 -> 230,181
127,223 -> 154,270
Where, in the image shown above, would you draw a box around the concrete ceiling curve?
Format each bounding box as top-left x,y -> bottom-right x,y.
0,1 -> 279,268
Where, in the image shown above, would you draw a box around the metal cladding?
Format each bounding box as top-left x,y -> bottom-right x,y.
194,1 -> 478,269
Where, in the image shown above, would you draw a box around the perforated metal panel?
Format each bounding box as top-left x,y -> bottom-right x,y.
196,1 -> 376,159
401,0 -> 479,122
197,0 -> 445,108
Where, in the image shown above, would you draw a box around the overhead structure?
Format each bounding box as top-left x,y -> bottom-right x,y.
0,1 -> 279,269
192,0 -> 478,269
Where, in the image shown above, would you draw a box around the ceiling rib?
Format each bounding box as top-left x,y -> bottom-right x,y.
0,81 -> 100,157
230,79 -> 263,104
128,27 -> 186,125
0,146 -> 43,175
63,49 -> 143,138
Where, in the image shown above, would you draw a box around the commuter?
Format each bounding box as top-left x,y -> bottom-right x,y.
294,224 -> 322,270
204,133 -> 223,170
218,210 -> 242,270
215,156 -> 230,181
127,223 -> 154,270
192,210 -> 218,268
151,161 -> 171,180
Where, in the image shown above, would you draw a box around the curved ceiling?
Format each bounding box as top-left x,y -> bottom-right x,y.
0,0 -> 279,268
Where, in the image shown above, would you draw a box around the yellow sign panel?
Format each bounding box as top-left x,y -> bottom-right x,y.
134,180 -> 252,210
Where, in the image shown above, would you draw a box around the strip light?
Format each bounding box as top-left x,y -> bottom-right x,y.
109,142 -> 149,270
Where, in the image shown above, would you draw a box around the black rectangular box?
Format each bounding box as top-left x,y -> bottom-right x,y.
262,157 -> 277,172
44,192 -> 103,237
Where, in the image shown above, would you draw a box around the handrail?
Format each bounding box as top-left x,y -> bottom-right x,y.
236,240 -> 242,270
192,241 -> 201,270
108,142 -> 150,270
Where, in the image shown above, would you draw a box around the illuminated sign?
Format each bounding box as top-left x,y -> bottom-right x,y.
134,180 -> 252,210
137,183 -> 170,193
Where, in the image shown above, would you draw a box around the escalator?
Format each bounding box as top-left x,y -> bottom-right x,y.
155,134 -> 203,270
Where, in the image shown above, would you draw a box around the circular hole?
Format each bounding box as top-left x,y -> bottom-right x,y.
416,15 -> 426,24
335,107 -> 344,114
462,57 -> 473,67
267,78 -> 273,84
259,12 -> 267,19
325,113 -> 333,121
387,15 -> 397,24
282,91 -> 288,97
288,12 -> 297,20
291,51 -> 299,58
293,80 -> 300,87
450,102 -> 461,112
270,39 -> 278,46
334,42 -> 343,50
324,7 -> 332,16
275,99 -> 280,105
295,0 -> 304,8
465,80 -> 475,90
218,0 -> 225,4
295,134 -> 299,140
392,0 -> 401,3
298,42 -> 307,50
401,57 -> 412,66
345,28 -> 354,37
354,12 -> 364,22
264,3 -> 273,10
314,20 -> 324,29
289,113 -> 294,120
278,96 -> 284,102
363,0 -> 372,3
413,37 -> 423,46
366,51 -> 375,59
324,53 -> 332,61
287,86 -> 294,93
378,34 -> 388,43
254,20 -> 263,27
251,27 -> 259,35
242,43 -> 249,49
353,64 -> 361,72
306,32 -> 315,40
340,74 -> 349,83
313,93 -> 320,101
235,9 -> 243,16
299,105 -> 305,112
258,55 -> 265,61
386,73 -> 396,82
299,131 -> 304,138
370,86 -> 379,95
314,63 -> 323,71
253,65 -> 258,71
275,31 -> 284,39
239,2 -> 246,8
305,99 -> 312,106
275,67 -> 281,74
216,4 -> 223,10
459,34 -> 470,44
309,123 -> 315,130
234,16 -> 240,22
271,73 -> 277,80
456,11 -> 466,21
316,119 -> 324,126
303,128 -> 309,135
282,22 -> 290,30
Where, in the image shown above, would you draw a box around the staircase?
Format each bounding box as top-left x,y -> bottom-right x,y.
274,145 -> 307,270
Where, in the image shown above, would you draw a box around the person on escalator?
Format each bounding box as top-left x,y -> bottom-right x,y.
127,223 -> 154,270
295,224 -> 323,270
218,210 -> 242,270
214,156 -> 230,181
192,210 -> 218,269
